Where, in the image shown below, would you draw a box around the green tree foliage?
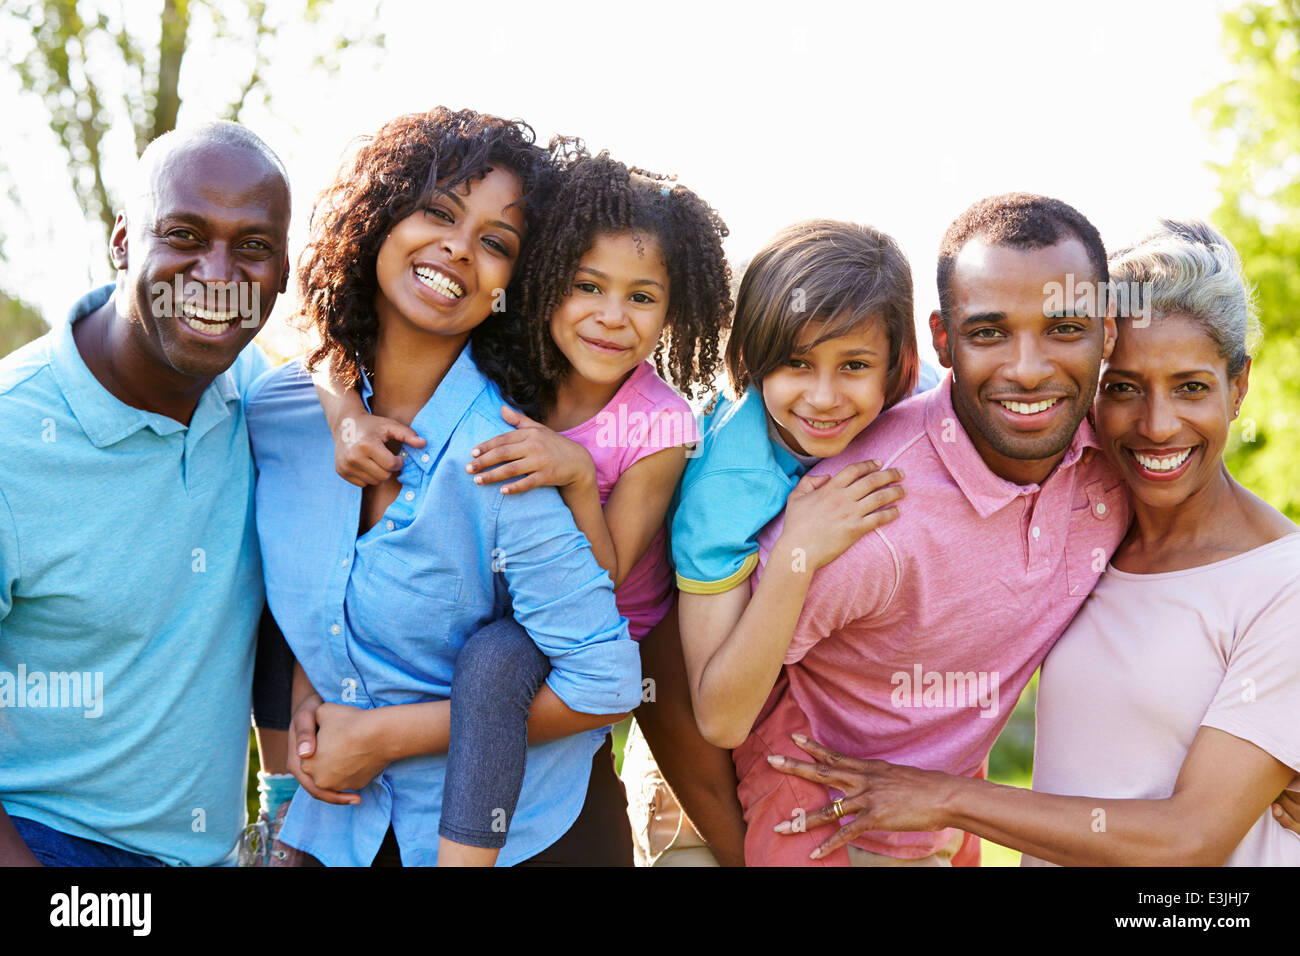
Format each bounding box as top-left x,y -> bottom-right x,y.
2,0 -> 383,281
1201,0 -> 1300,519
0,290 -> 48,356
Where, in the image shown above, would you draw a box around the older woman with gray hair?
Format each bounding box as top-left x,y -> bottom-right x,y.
768,219 -> 1300,865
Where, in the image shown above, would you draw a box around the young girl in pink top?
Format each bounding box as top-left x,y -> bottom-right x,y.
322,145 -> 733,864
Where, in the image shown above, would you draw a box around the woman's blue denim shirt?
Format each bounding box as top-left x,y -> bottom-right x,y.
245,347 -> 640,866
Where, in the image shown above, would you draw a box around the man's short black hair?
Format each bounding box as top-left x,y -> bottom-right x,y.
936,193 -> 1107,324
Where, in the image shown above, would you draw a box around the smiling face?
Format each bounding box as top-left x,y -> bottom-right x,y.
760,317 -> 891,458
548,230 -> 671,389
372,165 -> 525,349
1096,313 -> 1248,508
114,142 -> 290,381
931,237 -> 1116,485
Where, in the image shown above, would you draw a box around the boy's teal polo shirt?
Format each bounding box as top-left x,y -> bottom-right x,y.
670,362 -> 941,595
0,285 -> 269,866
670,390 -> 808,594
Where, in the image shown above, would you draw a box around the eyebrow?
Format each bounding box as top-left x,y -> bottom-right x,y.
576,266 -> 666,292
434,190 -> 522,240
1106,368 -> 1220,379
959,310 -> 1094,328
958,311 -> 1006,330
156,211 -> 283,238
791,346 -> 880,358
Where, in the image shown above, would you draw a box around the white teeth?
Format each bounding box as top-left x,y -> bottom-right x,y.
180,302 -> 239,323
1132,448 -> 1193,472
180,302 -> 239,334
414,266 -> 464,299
803,418 -> 845,430
183,316 -> 234,334
999,399 -> 1060,415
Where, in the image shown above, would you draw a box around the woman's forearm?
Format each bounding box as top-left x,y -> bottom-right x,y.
942,776 -> 1221,867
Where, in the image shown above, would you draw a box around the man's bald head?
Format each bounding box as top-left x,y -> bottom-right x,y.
107,120 -> 292,388
129,121 -> 291,221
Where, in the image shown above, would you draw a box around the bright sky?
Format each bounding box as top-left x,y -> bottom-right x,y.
2,0 -> 1237,364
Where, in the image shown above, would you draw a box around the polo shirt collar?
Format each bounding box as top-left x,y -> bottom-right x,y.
358,343 -> 488,474
51,284 -> 243,448
924,372 -> 1102,518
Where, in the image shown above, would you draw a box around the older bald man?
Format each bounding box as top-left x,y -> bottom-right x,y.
0,122 -> 290,866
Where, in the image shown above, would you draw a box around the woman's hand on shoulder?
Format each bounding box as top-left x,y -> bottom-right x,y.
334,412 -> 426,487
466,405 -> 597,495
779,460 -> 905,572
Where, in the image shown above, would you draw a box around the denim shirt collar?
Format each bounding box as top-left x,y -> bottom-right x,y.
357,343 -> 490,475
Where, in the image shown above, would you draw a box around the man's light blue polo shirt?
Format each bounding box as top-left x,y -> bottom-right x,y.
245,349 -> 641,866
0,285 -> 269,866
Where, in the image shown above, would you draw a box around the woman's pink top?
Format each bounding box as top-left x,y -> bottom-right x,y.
560,362 -> 698,640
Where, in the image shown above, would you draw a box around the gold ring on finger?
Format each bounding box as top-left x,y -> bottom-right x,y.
832,798 -> 846,820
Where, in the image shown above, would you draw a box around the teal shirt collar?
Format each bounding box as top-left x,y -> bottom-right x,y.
50,284 -> 242,449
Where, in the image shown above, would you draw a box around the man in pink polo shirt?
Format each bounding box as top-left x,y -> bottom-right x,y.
733,193 -> 1131,866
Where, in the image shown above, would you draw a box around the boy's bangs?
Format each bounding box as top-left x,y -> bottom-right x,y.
792,303 -> 885,354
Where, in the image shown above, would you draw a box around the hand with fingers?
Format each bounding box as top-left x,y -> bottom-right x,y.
465,406 -> 597,496
1272,787 -> 1300,839
779,460 -> 905,573
767,733 -> 954,860
301,702 -> 392,793
334,412 -> 427,487
288,691 -> 362,807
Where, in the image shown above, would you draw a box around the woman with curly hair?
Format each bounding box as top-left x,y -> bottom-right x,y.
244,108 -> 643,867
328,144 -> 739,864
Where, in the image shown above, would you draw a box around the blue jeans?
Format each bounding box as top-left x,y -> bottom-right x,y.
11,816 -> 167,867
439,618 -> 550,849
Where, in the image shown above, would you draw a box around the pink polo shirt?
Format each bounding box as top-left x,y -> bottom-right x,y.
735,373 -> 1130,865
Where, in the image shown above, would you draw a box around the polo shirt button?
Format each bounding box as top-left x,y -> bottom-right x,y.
330,624 -> 341,635
421,454 -> 430,463
340,558 -> 348,567
1031,526 -> 1041,540
1096,502 -> 1107,515
385,519 -> 395,531
404,491 -> 415,501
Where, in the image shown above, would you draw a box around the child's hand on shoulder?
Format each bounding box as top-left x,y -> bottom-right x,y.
467,405 -> 597,495
334,412 -> 427,487
779,460 -> 905,571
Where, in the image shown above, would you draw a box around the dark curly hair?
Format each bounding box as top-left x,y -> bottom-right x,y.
474,142 -> 733,418
299,107 -> 552,388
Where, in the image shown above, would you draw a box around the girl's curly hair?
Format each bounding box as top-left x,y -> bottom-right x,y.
475,142 -> 733,417
299,108 -> 552,388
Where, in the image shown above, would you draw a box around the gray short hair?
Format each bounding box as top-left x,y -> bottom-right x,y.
1107,219 -> 1259,377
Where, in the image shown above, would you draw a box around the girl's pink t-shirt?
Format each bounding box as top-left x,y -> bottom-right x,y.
559,362 -> 698,639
